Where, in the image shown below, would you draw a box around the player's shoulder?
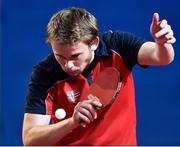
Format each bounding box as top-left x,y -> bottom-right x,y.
31,53 -> 57,81
35,53 -> 54,69
101,30 -> 133,40
31,53 -> 69,83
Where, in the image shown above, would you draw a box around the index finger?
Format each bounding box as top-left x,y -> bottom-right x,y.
152,12 -> 159,25
87,99 -> 102,108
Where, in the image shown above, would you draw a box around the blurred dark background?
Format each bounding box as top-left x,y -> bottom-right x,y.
0,0 -> 180,145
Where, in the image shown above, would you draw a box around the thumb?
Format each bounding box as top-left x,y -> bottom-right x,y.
152,13 -> 159,26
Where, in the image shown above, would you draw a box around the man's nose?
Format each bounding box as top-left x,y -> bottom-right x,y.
64,60 -> 74,69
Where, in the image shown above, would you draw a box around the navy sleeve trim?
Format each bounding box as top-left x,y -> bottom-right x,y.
101,31 -> 147,69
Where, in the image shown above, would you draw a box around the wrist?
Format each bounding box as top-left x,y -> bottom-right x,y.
67,117 -> 80,130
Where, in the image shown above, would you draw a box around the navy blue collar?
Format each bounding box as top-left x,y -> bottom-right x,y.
82,36 -> 111,77
95,35 -> 111,58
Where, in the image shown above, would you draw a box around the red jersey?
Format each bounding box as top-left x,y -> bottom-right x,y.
46,50 -> 137,145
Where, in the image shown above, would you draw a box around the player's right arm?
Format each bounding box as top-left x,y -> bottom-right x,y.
23,55 -> 102,145
22,113 -> 76,145
22,99 -> 102,146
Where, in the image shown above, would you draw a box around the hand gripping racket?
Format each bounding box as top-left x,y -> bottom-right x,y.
88,67 -> 122,108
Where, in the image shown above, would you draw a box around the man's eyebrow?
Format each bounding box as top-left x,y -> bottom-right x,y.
54,52 -> 81,59
54,53 -> 66,59
54,53 -> 62,56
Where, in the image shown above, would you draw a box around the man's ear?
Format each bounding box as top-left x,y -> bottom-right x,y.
90,36 -> 99,51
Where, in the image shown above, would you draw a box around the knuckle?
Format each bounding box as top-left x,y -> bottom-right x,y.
84,118 -> 88,123
173,37 -> 176,43
171,30 -> 174,35
75,102 -> 82,110
88,104 -> 93,110
167,25 -> 171,30
165,35 -> 168,39
74,104 -> 79,110
162,19 -> 167,25
77,101 -> 81,106
86,111 -> 91,117
86,118 -> 90,123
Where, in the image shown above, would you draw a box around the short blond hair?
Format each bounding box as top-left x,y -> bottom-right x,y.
46,7 -> 99,45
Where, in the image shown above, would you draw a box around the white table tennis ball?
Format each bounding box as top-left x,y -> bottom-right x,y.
55,108 -> 66,119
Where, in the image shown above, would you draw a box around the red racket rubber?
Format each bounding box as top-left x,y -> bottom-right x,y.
88,67 -> 122,107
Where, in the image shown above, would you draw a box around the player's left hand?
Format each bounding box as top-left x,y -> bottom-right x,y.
150,13 -> 176,45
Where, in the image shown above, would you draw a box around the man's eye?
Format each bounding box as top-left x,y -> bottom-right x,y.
71,54 -> 80,59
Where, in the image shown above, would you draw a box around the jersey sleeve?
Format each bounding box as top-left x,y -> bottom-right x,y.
101,31 -> 147,69
25,54 -> 59,114
25,65 -> 52,114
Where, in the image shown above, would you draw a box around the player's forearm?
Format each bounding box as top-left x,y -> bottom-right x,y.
23,117 -> 77,146
138,41 -> 175,66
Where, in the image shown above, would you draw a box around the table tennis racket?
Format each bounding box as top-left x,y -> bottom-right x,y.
88,67 -> 122,108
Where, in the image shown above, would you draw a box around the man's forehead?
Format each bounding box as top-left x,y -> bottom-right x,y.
52,41 -> 88,55
52,41 -> 87,49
